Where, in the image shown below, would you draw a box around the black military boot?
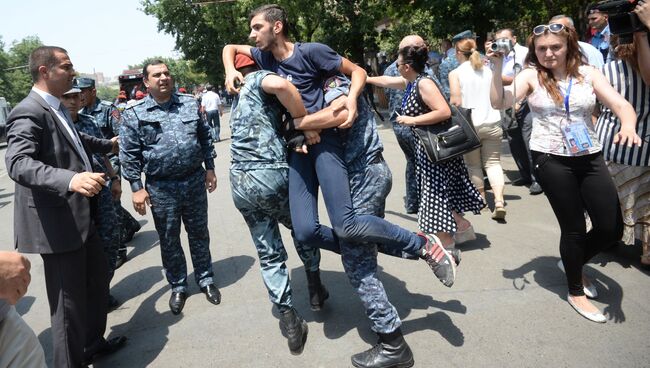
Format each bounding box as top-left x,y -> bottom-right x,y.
279,308 -> 308,355
351,328 -> 414,368
305,269 -> 329,311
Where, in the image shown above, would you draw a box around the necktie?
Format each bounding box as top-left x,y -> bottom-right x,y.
59,106 -> 93,172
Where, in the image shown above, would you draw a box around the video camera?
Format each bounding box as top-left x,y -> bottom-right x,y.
595,0 -> 648,44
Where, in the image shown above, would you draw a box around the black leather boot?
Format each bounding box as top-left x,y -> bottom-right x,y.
305,269 -> 329,311
351,328 -> 414,368
279,308 -> 308,355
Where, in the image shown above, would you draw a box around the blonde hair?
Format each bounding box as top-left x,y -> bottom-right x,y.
456,39 -> 482,71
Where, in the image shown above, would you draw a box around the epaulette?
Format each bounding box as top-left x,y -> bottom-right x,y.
99,100 -> 115,107
125,99 -> 147,111
78,112 -> 95,120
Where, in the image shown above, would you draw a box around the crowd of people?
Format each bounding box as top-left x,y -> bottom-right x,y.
0,1 -> 649,367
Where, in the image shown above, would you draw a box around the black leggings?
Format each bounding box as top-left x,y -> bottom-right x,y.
532,151 -> 623,296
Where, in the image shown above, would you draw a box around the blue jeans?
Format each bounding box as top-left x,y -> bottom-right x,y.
288,129 -> 424,255
206,110 -> 220,141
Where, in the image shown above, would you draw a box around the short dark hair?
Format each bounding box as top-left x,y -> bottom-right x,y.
143,59 -> 167,79
398,45 -> 429,74
249,4 -> 289,37
29,46 -> 68,83
496,28 -> 515,38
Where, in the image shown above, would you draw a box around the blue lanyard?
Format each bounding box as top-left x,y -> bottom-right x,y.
401,82 -> 413,111
563,77 -> 573,119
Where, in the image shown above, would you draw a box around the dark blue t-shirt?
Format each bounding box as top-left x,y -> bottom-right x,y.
251,42 -> 342,113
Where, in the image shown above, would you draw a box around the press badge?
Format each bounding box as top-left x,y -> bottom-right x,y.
561,120 -> 594,155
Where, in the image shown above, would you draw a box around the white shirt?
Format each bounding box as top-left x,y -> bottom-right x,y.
578,41 -> 604,68
31,87 -> 92,172
454,61 -> 502,126
201,91 -> 221,112
501,43 -> 528,78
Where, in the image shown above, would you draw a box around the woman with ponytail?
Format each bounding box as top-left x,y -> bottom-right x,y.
449,39 -> 506,220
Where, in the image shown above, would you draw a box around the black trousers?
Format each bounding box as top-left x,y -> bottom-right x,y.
532,151 -> 623,296
41,231 -> 109,367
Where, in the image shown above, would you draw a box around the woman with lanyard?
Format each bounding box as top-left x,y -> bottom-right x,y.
367,45 -> 484,250
489,23 -> 641,323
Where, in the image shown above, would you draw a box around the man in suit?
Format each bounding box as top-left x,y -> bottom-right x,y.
5,46 -> 126,367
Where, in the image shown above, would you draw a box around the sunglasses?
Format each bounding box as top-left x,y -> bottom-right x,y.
532,23 -> 565,35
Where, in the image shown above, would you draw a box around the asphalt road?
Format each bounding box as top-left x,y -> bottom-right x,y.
0,110 -> 648,367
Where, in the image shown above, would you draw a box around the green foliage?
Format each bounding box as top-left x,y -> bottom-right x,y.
142,0 -> 599,82
96,85 -> 120,102
0,36 -> 43,105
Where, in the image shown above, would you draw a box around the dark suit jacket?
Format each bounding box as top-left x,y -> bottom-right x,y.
5,90 -> 114,254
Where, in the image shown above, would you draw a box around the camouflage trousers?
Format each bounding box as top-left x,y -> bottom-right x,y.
392,121 -> 420,213
343,157 -> 402,334
230,167 -> 321,311
95,182 -> 119,280
146,169 -> 214,292
116,202 -> 141,247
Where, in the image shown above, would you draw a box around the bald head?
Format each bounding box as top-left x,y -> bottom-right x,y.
399,35 -> 425,50
550,14 -> 575,29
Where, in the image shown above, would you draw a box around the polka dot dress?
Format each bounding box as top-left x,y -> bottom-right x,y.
404,74 -> 485,234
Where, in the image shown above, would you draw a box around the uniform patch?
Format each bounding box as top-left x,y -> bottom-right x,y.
111,109 -> 121,122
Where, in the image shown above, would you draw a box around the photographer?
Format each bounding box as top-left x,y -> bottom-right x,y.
493,29 -> 542,194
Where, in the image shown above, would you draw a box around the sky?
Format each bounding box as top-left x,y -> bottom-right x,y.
1,0 -> 179,79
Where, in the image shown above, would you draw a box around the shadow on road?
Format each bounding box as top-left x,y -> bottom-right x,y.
502,255 -> 626,323
285,265 -> 466,347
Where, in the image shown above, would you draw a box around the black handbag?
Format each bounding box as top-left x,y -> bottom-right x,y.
411,77 -> 481,164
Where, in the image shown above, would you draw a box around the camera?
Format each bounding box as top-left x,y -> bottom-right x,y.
596,0 -> 648,44
490,38 -> 513,54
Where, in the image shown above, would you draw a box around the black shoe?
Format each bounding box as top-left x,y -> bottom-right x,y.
512,177 -> 532,186
169,291 -> 187,315
122,221 -> 142,243
305,270 -> 329,311
351,328 -> 414,368
108,294 -> 120,312
84,336 -> 127,364
529,181 -> 543,195
279,308 -> 308,355
115,251 -> 128,269
405,207 -> 418,215
200,284 -> 221,305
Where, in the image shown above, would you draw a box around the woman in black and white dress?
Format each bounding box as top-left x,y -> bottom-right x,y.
367,45 -> 484,248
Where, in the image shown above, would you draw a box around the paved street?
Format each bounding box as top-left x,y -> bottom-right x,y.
0,109 -> 648,367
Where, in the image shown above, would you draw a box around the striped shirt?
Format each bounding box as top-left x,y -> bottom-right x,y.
596,60 -> 650,166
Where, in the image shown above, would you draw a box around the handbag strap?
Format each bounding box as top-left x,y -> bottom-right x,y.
414,75 -> 454,114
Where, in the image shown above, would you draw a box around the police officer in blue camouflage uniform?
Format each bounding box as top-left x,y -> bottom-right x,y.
77,77 -> 141,267
383,35 -> 436,214
60,85 -> 122,311
229,54 -> 327,355
119,60 -> 221,315
437,30 -> 475,99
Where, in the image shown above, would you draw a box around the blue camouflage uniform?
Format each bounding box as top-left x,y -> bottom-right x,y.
229,70 -> 320,311
437,53 -> 459,99
119,93 -> 216,293
383,62 -> 435,213
83,99 -> 141,251
74,113 -> 120,278
324,76 -> 403,334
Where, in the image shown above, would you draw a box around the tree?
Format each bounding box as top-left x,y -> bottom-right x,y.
142,0 -> 600,82
0,36 -> 43,105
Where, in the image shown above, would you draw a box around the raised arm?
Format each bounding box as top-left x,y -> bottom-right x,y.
261,74 -> 308,119
590,66 -> 641,147
366,75 -> 408,90
222,44 -> 253,94
489,49 -> 533,109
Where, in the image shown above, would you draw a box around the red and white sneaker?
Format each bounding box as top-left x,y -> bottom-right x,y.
418,233 -> 457,287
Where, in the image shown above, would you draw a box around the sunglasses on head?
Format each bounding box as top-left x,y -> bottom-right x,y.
532,23 -> 565,35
